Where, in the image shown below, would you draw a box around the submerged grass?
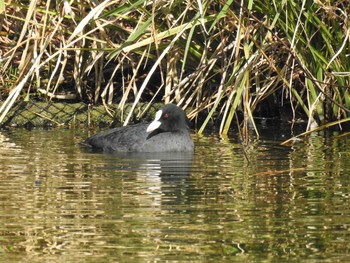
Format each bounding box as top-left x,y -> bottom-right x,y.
0,0 -> 349,138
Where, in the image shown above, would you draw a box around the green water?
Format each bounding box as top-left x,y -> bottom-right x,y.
0,128 -> 349,262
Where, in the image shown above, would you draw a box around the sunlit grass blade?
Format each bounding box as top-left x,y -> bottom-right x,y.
281,117 -> 350,145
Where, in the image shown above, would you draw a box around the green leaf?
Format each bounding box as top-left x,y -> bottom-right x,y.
0,0 -> 5,14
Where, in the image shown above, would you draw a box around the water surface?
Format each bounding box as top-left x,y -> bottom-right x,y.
0,128 -> 350,262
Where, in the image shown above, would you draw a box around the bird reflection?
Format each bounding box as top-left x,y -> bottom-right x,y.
134,152 -> 193,207
89,151 -> 194,208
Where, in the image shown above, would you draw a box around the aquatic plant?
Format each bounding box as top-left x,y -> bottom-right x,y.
0,0 -> 349,138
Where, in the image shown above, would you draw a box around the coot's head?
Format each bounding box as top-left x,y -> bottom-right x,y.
146,104 -> 190,133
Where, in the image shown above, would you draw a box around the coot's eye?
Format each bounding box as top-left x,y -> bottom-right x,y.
163,113 -> 169,119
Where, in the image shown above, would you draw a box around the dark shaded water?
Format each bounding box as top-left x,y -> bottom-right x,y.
0,127 -> 350,262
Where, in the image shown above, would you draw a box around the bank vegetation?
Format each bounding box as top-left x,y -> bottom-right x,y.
1,0 -> 349,138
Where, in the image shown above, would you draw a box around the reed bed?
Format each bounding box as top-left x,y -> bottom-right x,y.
0,0 -> 349,138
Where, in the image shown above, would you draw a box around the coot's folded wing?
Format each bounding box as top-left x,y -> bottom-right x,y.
82,123 -> 149,152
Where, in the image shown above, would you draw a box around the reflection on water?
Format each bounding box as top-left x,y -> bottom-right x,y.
0,128 -> 350,262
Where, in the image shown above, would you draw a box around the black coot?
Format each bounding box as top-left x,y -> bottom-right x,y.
82,104 -> 194,152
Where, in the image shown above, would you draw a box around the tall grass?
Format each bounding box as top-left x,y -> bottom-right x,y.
0,0 -> 349,137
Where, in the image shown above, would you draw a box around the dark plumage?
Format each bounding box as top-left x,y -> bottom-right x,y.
82,104 -> 194,152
